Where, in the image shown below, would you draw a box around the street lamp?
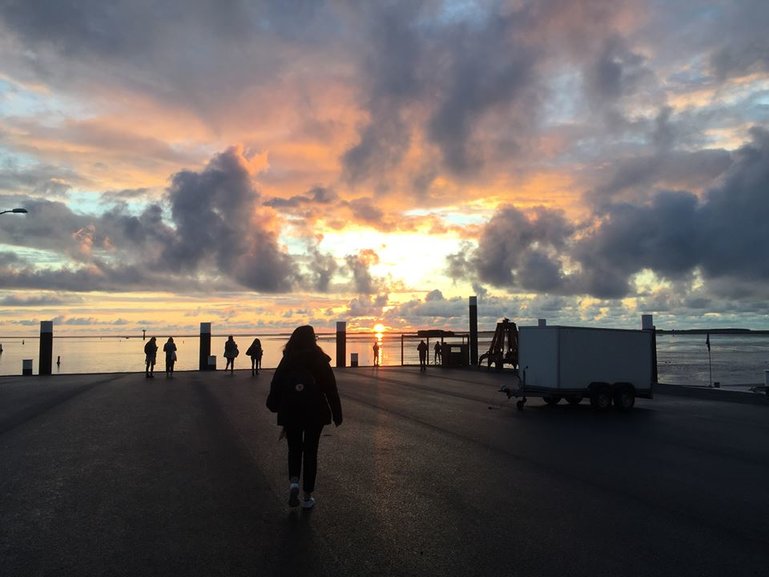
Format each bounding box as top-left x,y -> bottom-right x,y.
0,208 -> 28,215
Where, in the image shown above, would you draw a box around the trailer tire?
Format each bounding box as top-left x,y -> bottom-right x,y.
613,383 -> 635,411
516,399 -> 526,411
589,383 -> 612,411
542,395 -> 561,406
566,395 -> 583,405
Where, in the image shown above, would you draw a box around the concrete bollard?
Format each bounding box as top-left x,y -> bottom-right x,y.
469,296 -> 478,366
22,359 -> 33,376
39,320 -> 53,376
199,323 -> 212,371
336,321 -> 346,368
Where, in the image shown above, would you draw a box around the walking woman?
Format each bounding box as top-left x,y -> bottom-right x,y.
266,325 -> 343,509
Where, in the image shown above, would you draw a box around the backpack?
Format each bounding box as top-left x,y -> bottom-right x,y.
267,365 -> 320,416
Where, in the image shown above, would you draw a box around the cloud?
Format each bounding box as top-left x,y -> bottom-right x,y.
707,0 -> 769,80
264,186 -> 338,209
0,293 -> 81,306
306,247 -> 338,293
0,160 -> 79,196
344,249 -> 381,295
449,127 -> 769,300
425,289 -> 444,302
459,204 -> 574,290
0,147 -> 300,293
2,0 -> 769,333
163,146 -> 299,292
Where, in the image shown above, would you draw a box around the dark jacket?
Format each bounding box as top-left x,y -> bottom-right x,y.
266,347 -> 343,427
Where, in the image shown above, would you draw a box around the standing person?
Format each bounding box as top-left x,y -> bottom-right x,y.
163,337 -> 177,378
223,335 -> 239,374
246,337 -> 263,376
144,336 -> 158,378
372,340 -> 380,366
417,339 -> 428,372
434,341 -> 442,365
266,325 -> 343,510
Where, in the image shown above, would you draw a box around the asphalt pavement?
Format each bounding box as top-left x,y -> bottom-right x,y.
1,367 -> 768,576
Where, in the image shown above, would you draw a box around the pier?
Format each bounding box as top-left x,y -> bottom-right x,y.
1,367 -> 768,576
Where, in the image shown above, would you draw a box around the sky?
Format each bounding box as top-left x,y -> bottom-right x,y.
1,0 -> 769,337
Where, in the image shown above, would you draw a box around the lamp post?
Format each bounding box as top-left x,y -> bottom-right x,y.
0,208 -> 28,215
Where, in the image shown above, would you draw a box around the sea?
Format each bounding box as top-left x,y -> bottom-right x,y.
1,332 -> 768,389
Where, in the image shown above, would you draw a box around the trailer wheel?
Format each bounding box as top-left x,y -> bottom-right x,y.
542,395 -> 561,406
589,383 -> 612,411
612,383 -> 635,411
516,399 -> 526,411
566,395 -> 583,405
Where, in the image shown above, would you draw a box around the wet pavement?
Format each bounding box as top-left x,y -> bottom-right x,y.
1,367 -> 768,576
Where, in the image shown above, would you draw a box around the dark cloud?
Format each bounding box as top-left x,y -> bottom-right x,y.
307,248 -> 338,293
347,198 -> 384,225
425,289 -> 444,302
451,127 -> 769,300
0,161 -> 78,196
591,148 -> 732,206
0,147 -> 300,293
344,249 -> 381,295
587,36 -> 653,103
163,147 -> 298,292
0,293 -> 80,306
345,293 -> 389,319
426,13 -> 539,174
0,0 -> 338,125
0,257 -> 164,292
343,2 -> 544,181
471,205 -> 574,290
341,2 -> 424,184
708,0 -> 769,80
264,186 -> 338,209
577,127 -> 769,298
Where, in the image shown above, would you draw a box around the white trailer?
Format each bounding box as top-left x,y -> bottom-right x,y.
505,325 -> 656,411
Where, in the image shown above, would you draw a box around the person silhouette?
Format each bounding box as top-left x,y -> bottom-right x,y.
246,337 -> 263,376
373,340 -> 380,366
417,340 -> 428,371
266,325 -> 343,510
144,336 -> 158,378
434,341 -> 442,365
163,337 -> 177,377
224,336 -> 239,374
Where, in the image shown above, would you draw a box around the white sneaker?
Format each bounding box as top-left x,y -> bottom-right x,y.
301,496 -> 316,510
288,483 -> 300,507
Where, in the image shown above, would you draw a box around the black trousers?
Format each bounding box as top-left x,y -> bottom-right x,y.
285,423 -> 324,493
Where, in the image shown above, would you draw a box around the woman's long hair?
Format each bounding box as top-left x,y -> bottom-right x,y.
284,325 -> 322,355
